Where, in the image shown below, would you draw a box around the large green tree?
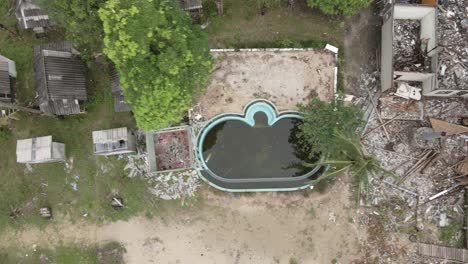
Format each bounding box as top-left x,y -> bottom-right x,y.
99,0 -> 212,130
306,0 -> 371,16
39,0 -> 105,56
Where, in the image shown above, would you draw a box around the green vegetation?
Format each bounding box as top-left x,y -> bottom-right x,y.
306,0 -> 371,16
39,0 -> 106,58
0,60 -> 157,233
299,98 -> 388,204
99,0 -> 212,130
205,0 -> 344,49
300,97 -> 363,156
0,241 -> 125,264
308,207 -> 317,219
440,221 -> 463,247
289,257 -> 299,264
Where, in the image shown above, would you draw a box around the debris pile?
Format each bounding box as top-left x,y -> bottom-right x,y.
437,0 -> 468,90
154,128 -> 192,171
124,154 -> 149,178
361,96 -> 467,254
148,170 -> 200,200
393,20 -> 430,72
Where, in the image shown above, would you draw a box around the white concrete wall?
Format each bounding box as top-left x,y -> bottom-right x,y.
381,6 -> 394,92
394,5 -> 433,19
421,9 -> 436,54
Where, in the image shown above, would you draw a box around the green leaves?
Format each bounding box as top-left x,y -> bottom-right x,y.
99,0 -> 212,130
306,0 -> 371,17
299,96 -> 363,157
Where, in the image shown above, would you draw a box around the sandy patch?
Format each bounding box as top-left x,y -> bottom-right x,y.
1,177 -> 364,264
196,50 -> 336,119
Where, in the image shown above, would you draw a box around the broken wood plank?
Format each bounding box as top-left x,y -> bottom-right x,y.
430,118 -> 468,136
366,88 -> 391,140
0,102 -> 42,114
417,243 -> 468,262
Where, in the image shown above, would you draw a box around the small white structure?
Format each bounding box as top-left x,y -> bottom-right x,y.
92,127 -> 136,156
16,136 -> 66,164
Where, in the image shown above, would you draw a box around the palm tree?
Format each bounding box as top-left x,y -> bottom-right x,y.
306,130 -> 389,205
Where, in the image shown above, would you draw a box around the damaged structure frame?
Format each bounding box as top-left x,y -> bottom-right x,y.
381,3 -> 468,98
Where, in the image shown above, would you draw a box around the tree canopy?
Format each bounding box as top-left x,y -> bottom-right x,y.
299,97 -> 363,157
39,0 -> 106,57
99,0 -> 212,130
306,0 -> 371,16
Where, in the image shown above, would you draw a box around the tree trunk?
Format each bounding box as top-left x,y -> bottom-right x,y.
216,0 -> 224,16
0,101 -> 42,114
0,24 -> 18,37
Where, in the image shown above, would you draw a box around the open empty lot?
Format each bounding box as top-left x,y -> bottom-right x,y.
197,50 -> 336,118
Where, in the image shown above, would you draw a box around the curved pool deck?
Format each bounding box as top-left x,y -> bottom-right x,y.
196,99 -> 322,192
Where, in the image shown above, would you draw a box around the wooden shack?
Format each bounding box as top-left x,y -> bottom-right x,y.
0,55 -> 17,117
16,136 -> 66,164
15,0 -> 51,34
33,42 -> 87,116
92,127 -> 136,156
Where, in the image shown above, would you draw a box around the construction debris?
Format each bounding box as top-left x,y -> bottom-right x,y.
379,95 -> 424,121
393,19 -> 430,72
39,207 -> 52,219
437,0 -> 468,91
148,170 -> 200,201
111,197 -> 124,210
430,118 -> 468,135
124,154 -> 149,178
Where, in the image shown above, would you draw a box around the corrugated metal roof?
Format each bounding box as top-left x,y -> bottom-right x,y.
34,42 -> 87,115
92,127 -> 129,144
16,136 -> 52,163
0,61 -> 10,96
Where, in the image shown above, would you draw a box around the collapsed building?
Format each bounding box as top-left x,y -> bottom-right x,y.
381,1 -> 468,98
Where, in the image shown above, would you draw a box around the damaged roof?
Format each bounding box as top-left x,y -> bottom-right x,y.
178,0 -> 202,10
0,61 -> 10,96
34,42 -> 87,115
15,0 -> 51,30
110,63 -> 131,112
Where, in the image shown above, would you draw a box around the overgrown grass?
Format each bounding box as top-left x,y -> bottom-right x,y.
0,241 -> 125,264
440,221 -> 463,247
0,1 -> 161,233
205,0 -> 344,48
0,57 -> 159,232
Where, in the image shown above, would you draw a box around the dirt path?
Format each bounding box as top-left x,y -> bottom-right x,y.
2,179 -> 364,264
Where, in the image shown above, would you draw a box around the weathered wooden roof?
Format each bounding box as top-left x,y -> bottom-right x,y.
179,0 -> 202,10
109,63 -> 131,112
15,0 -> 50,29
0,61 -> 10,96
34,42 -> 87,115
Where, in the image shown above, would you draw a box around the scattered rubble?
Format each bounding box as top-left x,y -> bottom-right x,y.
437,0 -> 468,90
148,170 -> 200,201
393,20 -> 430,72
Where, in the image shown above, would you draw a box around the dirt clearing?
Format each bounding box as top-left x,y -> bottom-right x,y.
1,179 -> 364,264
197,50 -> 336,119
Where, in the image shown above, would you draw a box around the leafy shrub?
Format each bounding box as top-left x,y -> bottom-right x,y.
274,37 -> 302,48
306,0 -> 371,17
0,127 -> 12,141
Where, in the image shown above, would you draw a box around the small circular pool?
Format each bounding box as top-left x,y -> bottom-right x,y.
197,100 -> 322,192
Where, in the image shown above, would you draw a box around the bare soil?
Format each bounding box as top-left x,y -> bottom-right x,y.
1,178 -> 364,264
197,50 -> 335,119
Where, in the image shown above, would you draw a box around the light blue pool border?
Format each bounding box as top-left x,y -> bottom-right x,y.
196,99 -> 322,192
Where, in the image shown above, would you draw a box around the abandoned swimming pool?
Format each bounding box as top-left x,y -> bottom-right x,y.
197,100 -> 322,191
